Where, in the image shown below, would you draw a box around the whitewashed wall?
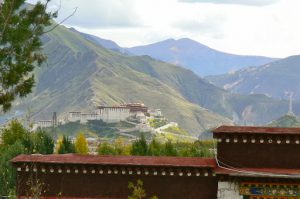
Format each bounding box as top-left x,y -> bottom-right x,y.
217,181 -> 242,199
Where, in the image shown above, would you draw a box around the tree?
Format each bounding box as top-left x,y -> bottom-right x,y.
75,133 -> 88,154
114,137 -> 129,155
0,140 -> 25,196
31,130 -> 54,154
57,135 -> 75,154
163,140 -> 177,156
97,142 -> 115,155
0,0 -> 56,111
147,139 -> 162,156
0,120 -> 55,197
131,134 -> 148,156
1,119 -> 28,146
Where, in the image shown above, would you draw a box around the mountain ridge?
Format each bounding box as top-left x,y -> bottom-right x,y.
13,25 -> 233,136
65,29 -> 277,76
206,55 -> 300,100
126,38 -> 277,76
9,25 -> 299,136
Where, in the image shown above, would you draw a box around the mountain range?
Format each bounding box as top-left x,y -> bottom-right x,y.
126,38 -> 276,76
68,29 -> 276,76
206,55 -> 300,100
9,24 -> 300,136
14,25 -> 232,135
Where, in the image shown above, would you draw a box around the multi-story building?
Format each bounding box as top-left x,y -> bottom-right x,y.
67,103 -> 148,124
36,120 -> 53,128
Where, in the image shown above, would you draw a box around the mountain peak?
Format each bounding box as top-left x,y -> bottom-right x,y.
128,38 -> 276,76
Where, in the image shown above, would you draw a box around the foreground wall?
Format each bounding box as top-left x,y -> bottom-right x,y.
16,165 -> 217,199
217,141 -> 300,169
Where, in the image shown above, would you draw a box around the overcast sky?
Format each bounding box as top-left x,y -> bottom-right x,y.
26,0 -> 300,58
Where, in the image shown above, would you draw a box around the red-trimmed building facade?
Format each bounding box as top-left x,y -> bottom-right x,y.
11,126 -> 300,199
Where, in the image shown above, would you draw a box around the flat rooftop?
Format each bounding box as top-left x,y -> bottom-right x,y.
213,125 -> 300,135
11,154 -> 216,168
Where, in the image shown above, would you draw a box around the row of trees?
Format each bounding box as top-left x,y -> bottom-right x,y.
0,120 -> 214,197
0,120 -> 55,196
0,120 -> 88,196
55,133 -> 88,154
98,134 -> 214,157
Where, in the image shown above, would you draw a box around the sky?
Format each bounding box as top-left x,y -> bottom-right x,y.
26,0 -> 300,58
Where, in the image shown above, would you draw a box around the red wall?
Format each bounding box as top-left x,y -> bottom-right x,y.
217,142 -> 300,168
17,172 -> 217,199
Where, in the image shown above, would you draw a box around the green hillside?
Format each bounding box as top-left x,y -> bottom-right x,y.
13,24 -> 232,136
206,56 -> 300,100
268,114 -> 300,127
10,24 -> 296,136
43,120 -> 153,141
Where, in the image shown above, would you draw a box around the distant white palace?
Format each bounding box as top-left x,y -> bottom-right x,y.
34,103 -> 178,134
67,103 -> 148,123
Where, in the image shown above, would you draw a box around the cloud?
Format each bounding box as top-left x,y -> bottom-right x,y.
27,0 -> 142,29
173,16 -> 225,39
179,0 -> 279,6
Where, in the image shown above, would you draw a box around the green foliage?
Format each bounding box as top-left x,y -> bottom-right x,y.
131,134 -> 148,156
128,179 -> 158,199
114,137 -> 131,155
0,0 -> 56,111
97,135 -> 214,158
147,139 -> 163,156
97,138 -> 132,155
1,119 -> 28,146
163,126 -> 189,135
148,118 -> 167,129
0,141 -> 25,196
0,120 -> 55,197
75,133 -> 88,154
163,140 -> 178,156
57,135 -> 75,154
179,140 -> 214,157
1,120 -> 54,154
97,142 -> 116,155
31,130 -> 54,154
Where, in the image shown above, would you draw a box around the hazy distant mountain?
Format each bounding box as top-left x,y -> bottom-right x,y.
127,38 -> 276,76
206,55 -> 300,100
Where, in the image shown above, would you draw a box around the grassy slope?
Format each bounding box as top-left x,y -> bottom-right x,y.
15,25 -> 231,136
268,114 -> 300,127
13,24 -> 294,135
206,56 -> 300,100
122,55 -> 291,124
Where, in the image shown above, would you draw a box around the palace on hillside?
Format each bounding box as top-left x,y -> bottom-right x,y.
12,125 -> 300,199
36,103 -> 149,129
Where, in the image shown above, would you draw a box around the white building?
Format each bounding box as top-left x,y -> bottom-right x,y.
67,106 -> 131,124
96,106 -> 130,123
68,112 -> 82,122
37,120 -> 53,128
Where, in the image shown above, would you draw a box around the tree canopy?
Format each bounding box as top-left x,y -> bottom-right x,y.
75,133 -> 88,154
57,135 -> 76,154
0,0 -> 56,111
0,120 -> 55,196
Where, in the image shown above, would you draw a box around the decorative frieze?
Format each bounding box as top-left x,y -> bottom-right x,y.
16,163 -> 215,177
215,134 -> 300,145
